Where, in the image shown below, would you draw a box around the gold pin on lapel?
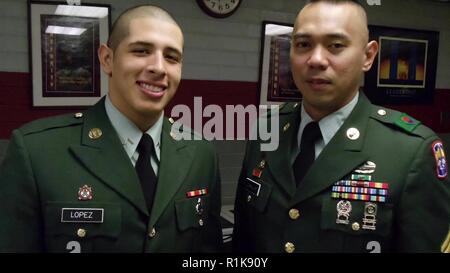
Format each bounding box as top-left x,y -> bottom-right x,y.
259,159 -> 266,169
168,117 -> 175,124
88,128 -> 102,140
283,123 -> 291,132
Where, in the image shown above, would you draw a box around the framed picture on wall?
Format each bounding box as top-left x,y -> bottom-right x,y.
258,21 -> 301,106
364,25 -> 439,105
28,0 -> 111,107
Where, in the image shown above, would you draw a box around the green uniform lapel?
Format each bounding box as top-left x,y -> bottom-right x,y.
265,103 -> 301,198
69,98 -> 148,216
149,119 -> 196,227
290,93 -> 372,205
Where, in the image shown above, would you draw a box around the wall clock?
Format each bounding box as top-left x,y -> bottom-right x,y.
196,0 -> 242,18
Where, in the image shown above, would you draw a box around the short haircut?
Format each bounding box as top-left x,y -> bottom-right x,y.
302,0 -> 369,43
107,5 -> 182,51
307,0 -> 364,8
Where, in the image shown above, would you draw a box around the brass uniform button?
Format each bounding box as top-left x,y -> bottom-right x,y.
289,208 -> 300,220
77,228 -> 86,238
74,112 -> 83,118
352,222 -> 361,231
148,227 -> 157,238
284,242 -> 295,253
247,195 -> 252,202
88,128 -> 102,140
199,219 -> 204,226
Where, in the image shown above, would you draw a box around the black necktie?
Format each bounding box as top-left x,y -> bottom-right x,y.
293,122 -> 322,186
135,134 -> 158,214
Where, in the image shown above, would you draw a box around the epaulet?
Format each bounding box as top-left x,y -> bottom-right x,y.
19,112 -> 85,135
370,106 -> 434,138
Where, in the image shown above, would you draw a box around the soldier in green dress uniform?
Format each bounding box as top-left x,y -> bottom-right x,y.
0,5 -> 222,252
233,0 -> 450,253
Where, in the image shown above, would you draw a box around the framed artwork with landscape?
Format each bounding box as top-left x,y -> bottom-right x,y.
28,0 -> 110,107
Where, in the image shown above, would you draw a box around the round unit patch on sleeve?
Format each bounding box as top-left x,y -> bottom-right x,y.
432,140 -> 448,180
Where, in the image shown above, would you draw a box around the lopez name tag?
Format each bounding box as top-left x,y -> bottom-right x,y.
61,208 -> 104,223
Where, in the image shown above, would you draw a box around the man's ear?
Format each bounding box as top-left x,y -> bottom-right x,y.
98,44 -> 113,76
362,40 -> 379,72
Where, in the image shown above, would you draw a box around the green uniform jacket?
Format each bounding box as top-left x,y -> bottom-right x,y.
0,98 -> 222,253
233,93 -> 450,253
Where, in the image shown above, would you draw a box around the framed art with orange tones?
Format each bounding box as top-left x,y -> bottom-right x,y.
258,21 -> 301,106
364,25 -> 439,105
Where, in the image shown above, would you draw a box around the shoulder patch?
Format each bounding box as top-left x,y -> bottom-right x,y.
394,113 -> 421,133
432,140 -> 448,180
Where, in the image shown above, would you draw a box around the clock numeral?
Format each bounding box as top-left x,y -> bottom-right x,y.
200,0 -> 239,17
